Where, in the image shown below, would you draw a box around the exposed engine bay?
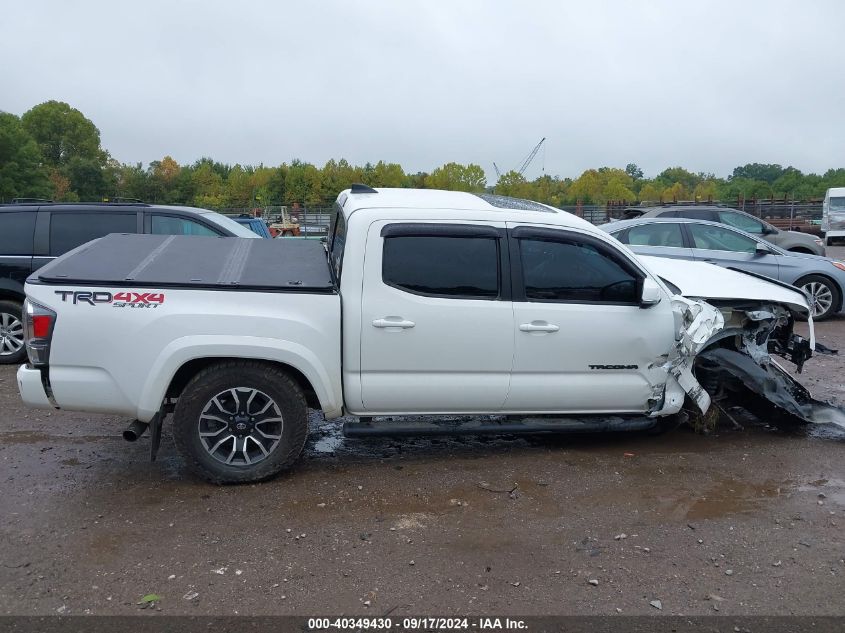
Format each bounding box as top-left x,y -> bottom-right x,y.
641,254 -> 845,431
694,302 -> 843,428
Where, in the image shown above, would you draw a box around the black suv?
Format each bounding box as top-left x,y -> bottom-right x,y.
0,202 -> 258,364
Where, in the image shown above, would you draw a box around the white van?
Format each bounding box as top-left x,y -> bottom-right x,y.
822,187 -> 845,245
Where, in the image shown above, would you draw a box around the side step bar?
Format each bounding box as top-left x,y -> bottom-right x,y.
343,416 -> 658,438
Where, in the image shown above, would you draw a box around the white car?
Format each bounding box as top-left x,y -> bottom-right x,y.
16,186 -> 832,483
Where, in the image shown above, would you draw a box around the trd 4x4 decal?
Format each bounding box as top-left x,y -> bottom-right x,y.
55,290 -> 165,308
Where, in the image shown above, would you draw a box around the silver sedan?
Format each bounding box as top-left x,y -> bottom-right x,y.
601,217 -> 845,320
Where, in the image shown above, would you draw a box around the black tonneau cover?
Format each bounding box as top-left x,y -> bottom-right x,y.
31,234 -> 336,293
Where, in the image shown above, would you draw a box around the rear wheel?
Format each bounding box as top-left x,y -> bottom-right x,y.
0,300 -> 25,365
796,275 -> 840,321
172,361 -> 308,483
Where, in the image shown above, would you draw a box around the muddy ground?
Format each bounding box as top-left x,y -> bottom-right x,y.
1,277 -> 844,617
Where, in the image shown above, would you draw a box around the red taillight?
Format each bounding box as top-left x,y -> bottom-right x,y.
23,299 -> 57,367
32,314 -> 52,339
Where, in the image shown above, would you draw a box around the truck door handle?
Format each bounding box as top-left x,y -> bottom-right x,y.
519,321 -> 559,333
373,318 -> 415,329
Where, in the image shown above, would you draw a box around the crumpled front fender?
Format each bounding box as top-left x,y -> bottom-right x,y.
662,296 -> 726,414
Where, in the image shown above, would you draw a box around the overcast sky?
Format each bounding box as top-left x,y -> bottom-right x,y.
3,0 -> 844,181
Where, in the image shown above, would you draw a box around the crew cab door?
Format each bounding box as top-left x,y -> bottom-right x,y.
359,221 -> 514,413
504,224 -> 676,413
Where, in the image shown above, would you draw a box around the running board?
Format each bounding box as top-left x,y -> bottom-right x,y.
342,416 -> 658,438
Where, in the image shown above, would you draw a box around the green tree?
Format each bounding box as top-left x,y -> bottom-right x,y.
425,162 -> 486,192
191,161 -> 224,208
224,165 -> 253,207
655,167 -> 699,192
637,181 -> 663,202
0,112 -> 51,201
372,161 -> 406,187
730,163 -> 787,184
625,163 -> 644,180
495,171 -> 531,198
21,101 -> 104,168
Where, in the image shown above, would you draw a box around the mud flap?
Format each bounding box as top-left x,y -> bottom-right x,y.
149,410 -> 163,462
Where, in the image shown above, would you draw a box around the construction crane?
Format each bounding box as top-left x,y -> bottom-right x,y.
517,137 -> 546,176
492,137 -> 546,180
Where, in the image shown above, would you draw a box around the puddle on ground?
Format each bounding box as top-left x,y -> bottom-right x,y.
669,478 -> 791,521
798,478 -> 845,506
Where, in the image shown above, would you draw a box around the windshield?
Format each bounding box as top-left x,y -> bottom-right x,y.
201,212 -> 262,238
830,197 -> 845,212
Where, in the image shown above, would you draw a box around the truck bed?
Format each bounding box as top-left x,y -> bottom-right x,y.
30,233 -> 336,293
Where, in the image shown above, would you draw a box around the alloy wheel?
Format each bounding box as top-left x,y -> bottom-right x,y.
197,387 -> 284,466
802,281 -> 833,317
0,312 -> 24,357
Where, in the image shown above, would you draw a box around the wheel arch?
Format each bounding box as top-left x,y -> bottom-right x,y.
136,336 -> 342,422
165,357 -> 320,410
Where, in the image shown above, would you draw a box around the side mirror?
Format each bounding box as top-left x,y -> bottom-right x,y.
755,242 -> 772,255
640,277 -> 662,308
763,225 -> 778,235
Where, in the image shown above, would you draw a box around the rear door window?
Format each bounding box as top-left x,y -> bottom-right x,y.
383,234 -> 499,299
150,215 -> 221,236
49,212 -> 137,256
0,212 -> 36,255
622,223 -> 684,247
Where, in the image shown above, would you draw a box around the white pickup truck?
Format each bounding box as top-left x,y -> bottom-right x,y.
16,186 -> 833,483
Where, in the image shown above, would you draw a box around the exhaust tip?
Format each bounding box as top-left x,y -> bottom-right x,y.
123,420 -> 149,442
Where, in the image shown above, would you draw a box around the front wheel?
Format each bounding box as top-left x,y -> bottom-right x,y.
796,275 -> 840,321
172,361 -> 308,483
0,300 -> 26,365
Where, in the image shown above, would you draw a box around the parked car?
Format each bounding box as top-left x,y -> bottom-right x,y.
231,215 -> 272,238
602,217 -> 845,320
0,202 -> 258,364
17,187 -> 824,483
821,187 -> 845,245
619,205 -> 825,255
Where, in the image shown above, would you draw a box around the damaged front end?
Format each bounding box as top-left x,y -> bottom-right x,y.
640,254 -> 843,429
692,302 -> 843,428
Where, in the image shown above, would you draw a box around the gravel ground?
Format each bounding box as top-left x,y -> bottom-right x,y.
1,264 -> 844,617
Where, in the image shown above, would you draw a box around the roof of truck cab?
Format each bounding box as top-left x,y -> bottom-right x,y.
339,188 -> 596,231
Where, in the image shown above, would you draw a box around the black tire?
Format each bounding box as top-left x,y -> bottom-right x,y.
0,300 -> 26,365
795,275 -> 840,321
172,360 -> 308,484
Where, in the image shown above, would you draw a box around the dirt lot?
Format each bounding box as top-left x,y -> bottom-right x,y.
1,282 -> 844,617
